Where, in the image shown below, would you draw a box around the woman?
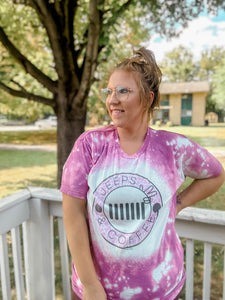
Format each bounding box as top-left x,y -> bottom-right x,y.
61,48 -> 225,300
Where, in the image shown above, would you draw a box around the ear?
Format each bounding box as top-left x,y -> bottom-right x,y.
149,91 -> 154,107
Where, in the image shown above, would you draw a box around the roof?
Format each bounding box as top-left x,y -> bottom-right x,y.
160,81 -> 210,94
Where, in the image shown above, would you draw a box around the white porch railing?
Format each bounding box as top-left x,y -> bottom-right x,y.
0,187 -> 225,300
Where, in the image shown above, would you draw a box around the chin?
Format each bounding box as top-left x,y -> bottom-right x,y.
112,120 -> 125,128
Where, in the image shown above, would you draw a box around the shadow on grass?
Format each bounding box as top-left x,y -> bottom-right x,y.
0,129 -> 56,144
0,150 -> 56,170
25,177 -> 57,189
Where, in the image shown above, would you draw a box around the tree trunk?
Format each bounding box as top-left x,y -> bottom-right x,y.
56,98 -> 87,188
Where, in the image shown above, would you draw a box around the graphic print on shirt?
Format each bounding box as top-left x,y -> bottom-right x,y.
92,173 -> 162,248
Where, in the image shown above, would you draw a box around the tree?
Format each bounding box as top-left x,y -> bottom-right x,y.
160,45 -> 225,83
0,0 -> 224,186
0,92 -> 53,123
199,46 -> 225,120
160,45 -> 199,82
211,59 -> 225,121
198,46 -> 225,81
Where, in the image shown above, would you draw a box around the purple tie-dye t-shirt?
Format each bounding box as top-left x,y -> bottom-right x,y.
60,125 -> 222,300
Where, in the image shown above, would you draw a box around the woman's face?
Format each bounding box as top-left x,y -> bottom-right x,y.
105,70 -> 148,130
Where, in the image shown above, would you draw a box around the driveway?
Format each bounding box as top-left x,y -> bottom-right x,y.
0,143 -> 56,152
0,125 -> 38,131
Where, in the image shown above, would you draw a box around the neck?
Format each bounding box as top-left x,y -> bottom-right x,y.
117,123 -> 148,143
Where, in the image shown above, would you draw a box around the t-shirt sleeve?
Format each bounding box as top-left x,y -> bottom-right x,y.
176,135 -> 223,179
60,133 -> 92,199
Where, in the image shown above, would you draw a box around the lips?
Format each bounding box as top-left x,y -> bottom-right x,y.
111,109 -> 125,114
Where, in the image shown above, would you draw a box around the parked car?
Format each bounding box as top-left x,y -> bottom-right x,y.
0,115 -> 7,125
35,116 -> 57,129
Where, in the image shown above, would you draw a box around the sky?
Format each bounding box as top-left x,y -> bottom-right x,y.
147,9 -> 225,62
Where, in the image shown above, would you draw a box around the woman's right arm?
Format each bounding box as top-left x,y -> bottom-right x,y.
62,193 -> 106,300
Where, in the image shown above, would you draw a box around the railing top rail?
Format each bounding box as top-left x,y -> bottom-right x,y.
29,186 -> 62,202
177,206 -> 225,226
0,189 -> 31,212
29,187 -> 225,227
1,187 -> 225,227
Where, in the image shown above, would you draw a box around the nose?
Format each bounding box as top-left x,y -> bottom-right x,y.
108,90 -> 119,104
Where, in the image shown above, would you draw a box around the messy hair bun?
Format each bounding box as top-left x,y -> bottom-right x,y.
114,47 -> 162,118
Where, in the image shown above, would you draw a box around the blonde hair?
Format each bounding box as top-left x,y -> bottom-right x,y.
112,47 -> 162,119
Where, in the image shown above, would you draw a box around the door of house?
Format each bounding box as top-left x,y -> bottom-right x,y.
160,100 -> 170,124
181,94 -> 192,125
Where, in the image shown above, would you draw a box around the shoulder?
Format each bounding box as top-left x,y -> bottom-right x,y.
75,125 -> 117,149
149,128 -> 193,150
85,124 -> 116,136
149,127 -> 185,143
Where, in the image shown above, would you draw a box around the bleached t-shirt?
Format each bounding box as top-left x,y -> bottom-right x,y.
60,125 -> 222,300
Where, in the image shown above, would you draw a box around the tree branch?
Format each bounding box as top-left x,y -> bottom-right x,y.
30,0 -> 80,89
94,0 -> 136,67
73,0 -> 104,108
66,0 -> 81,79
103,0 -> 134,27
0,26 -> 58,94
0,80 -> 55,108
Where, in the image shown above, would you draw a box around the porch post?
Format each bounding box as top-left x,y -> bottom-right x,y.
23,197 -> 54,300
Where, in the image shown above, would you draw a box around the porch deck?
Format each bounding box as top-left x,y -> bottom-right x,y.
0,187 -> 225,300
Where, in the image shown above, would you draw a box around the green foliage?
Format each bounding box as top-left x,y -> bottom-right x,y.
211,59 -> 225,110
160,45 -> 199,82
198,46 -> 225,81
0,2 -> 55,77
0,1 -> 56,86
201,48 -> 225,116
160,45 -> 225,83
0,90 -> 54,123
0,1 -> 56,121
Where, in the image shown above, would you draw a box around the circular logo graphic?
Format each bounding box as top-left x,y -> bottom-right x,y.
93,173 -> 162,248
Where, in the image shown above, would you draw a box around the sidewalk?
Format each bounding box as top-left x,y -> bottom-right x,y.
0,143 -> 56,152
207,149 -> 225,158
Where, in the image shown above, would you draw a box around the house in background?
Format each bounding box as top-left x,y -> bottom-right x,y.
153,81 -> 210,126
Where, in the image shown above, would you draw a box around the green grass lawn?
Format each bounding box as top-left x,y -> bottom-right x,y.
0,129 -> 56,144
0,150 -> 57,198
0,130 -> 57,198
0,149 -> 56,169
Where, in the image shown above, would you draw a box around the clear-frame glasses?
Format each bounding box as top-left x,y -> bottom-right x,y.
101,86 -> 133,102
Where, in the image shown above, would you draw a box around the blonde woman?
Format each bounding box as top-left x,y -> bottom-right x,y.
61,48 -> 225,300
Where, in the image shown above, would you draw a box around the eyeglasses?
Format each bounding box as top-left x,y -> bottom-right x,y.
101,86 -> 134,102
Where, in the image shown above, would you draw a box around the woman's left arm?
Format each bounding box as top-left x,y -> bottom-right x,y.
176,168 -> 225,215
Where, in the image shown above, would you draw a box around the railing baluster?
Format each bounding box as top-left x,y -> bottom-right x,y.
22,198 -> 55,300
0,233 -> 12,300
186,239 -> 194,300
203,242 -> 212,300
11,226 -> 25,300
58,217 -> 71,300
